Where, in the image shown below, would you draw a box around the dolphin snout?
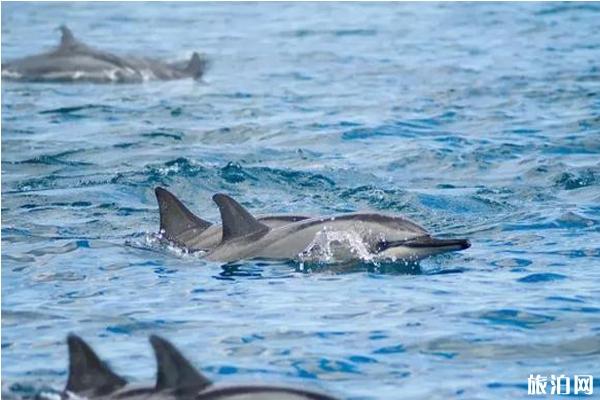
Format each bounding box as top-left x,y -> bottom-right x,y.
405,236 -> 471,250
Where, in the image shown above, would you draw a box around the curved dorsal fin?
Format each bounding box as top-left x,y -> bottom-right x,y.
155,187 -> 212,241
212,194 -> 269,243
150,335 -> 212,394
185,52 -> 206,80
65,334 -> 127,396
59,25 -> 77,48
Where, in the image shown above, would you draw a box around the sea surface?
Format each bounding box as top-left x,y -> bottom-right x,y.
2,2 -> 600,399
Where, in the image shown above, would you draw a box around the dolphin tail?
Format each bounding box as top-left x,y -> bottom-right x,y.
184,52 -> 206,80
155,187 -> 212,242
404,236 -> 471,251
65,334 -> 127,396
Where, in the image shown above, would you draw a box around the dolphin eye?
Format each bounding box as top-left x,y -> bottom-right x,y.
374,240 -> 406,252
374,240 -> 390,253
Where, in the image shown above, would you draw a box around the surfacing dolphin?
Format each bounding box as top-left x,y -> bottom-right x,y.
52,334 -> 338,400
155,187 -> 470,263
1,26 -> 207,83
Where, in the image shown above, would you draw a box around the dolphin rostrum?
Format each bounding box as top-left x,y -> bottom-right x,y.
155,187 -> 470,263
56,334 -> 339,400
2,26 -> 207,83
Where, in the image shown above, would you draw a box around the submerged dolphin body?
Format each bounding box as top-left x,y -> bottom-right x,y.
155,187 -> 310,251
1,26 -> 206,83
57,334 -> 338,400
155,187 -> 470,263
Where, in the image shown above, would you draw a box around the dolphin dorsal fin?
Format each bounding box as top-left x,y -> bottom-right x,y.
150,335 -> 212,393
212,194 -> 269,242
185,52 -> 206,80
155,187 -> 212,241
65,334 -> 127,396
59,25 -> 77,48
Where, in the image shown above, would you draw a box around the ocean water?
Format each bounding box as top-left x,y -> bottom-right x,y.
2,2 -> 600,399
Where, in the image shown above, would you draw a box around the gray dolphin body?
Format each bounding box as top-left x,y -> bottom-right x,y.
1,26 -> 206,83
57,334 -> 338,400
155,187 -> 470,263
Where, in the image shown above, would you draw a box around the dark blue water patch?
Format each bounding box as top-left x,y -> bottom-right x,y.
424,351 -> 458,360
141,129 -> 184,141
20,201 -> 94,210
347,355 -> 377,364
535,3 -> 600,15
217,263 -> 266,279
553,169 -> 599,190
106,319 -> 167,335
546,296 -> 586,303
555,248 -> 600,258
373,344 -> 406,355
341,115 -> 460,141
486,381 -> 528,391
291,361 -> 319,380
13,151 -> 92,167
475,309 -> 555,329
417,193 -> 492,214
503,212 -> 598,231
169,107 -> 183,117
217,365 -> 238,375
37,105 -> 102,114
341,121 -> 444,141
338,186 -> 407,211
38,104 -> 125,119
258,167 -> 336,189
318,358 -> 360,374
286,28 -> 377,38
491,258 -> 532,268
427,267 -> 467,275
7,383 -> 61,399
518,273 -> 567,283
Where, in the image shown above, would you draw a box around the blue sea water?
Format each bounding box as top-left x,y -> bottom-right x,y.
2,2 -> 600,399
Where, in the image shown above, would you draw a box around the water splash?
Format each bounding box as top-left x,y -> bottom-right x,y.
298,227 -> 376,264
125,229 -> 207,259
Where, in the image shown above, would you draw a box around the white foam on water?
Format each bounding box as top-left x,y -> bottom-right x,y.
126,229 -> 207,260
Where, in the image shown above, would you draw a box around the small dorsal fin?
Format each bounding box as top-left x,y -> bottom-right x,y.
59,25 -> 76,48
212,194 -> 269,243
155,187 -> 212,241
184,52 -> 206,80
150,335 -> 212,394
65,334 -> 127,396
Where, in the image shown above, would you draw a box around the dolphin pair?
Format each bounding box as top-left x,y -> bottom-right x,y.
1,26 -> 206,83
56,334 -> 338,400
155,187 -> 470,263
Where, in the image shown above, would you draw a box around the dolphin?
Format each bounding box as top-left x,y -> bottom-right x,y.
55,334 -> 339,400
205,194 -> 470,263
155,187 -> 310,251
155,187 -> 470,263
1,26 -> 206,83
